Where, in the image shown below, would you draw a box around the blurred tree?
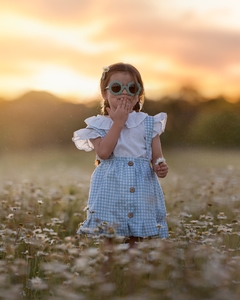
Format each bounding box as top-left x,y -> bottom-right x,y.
0,91 -> 99,151
0,90 -> 239,152
188,109 -> 240,147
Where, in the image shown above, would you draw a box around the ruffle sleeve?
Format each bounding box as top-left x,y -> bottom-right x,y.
72,115 -> 112,151
153,112 -> 167,137
72,128 -> 99,151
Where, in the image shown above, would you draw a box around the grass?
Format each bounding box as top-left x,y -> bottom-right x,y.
0,147 -> 240,299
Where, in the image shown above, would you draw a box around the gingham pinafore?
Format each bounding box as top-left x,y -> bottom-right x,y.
78,116 -> 168,238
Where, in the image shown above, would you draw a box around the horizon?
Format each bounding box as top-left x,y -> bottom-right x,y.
1,87 -> 239,105
1,0 -> 240,103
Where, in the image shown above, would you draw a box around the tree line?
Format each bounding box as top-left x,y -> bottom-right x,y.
0,90 -> 240,152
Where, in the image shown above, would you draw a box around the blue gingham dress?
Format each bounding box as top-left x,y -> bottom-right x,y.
73,114 -> 168,238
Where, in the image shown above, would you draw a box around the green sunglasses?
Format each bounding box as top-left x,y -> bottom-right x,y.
105,80 -> 142,96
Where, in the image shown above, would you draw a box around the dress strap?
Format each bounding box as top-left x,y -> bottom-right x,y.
145,116 -> 154,160
87,126 -> 106,138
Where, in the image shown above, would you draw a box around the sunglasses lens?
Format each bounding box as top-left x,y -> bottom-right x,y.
128,83 -> 136,94
111,83 -> 121,93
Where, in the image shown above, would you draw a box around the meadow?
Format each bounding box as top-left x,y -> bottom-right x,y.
0,147 -> 240,299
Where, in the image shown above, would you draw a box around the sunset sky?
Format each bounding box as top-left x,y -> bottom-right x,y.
1,0 -> 240,103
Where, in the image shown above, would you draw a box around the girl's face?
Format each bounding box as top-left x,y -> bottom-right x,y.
104,72 -> 139,112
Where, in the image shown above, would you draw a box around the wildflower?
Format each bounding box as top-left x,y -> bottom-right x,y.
18,223 -> 24,228
75,257 -> 89,271
51,218 -> 63,224
10,207 -> 19,211
205,215 -> 214,221
85,247 -> 99,257
29,277 -> 48,290
108,227 -> 115,234
217,212 -> 227,220
190,220 -> 198,224
33,228 -> 42,234
180,212 -> 192,218
217,225 -> 231,233
98,283 -> 116,295
6,214 -> 14,219
36,251 -> 48,257
115,243 -> 130,251
35,234 -> 46,240
49,231 -> 58,236
37,199 -> 44,205
155,157 -> 166,165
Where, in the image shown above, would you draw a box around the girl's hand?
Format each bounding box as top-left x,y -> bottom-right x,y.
106,98 -> 131,126
154,162 -> 168,178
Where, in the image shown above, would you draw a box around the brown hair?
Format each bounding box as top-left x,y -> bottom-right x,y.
100,62 -> 145,115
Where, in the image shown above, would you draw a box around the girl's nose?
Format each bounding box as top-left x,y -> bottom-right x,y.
122,88 -> 128,94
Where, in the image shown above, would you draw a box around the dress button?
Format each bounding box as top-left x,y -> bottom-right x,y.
128,212 -> 133,218
128,161 -> 134,166
130,187 -> 135,193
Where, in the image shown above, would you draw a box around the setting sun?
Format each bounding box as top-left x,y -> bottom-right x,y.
32,66 -> 99,100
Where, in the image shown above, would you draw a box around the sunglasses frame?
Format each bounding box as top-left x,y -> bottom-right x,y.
105,80 -> 142,96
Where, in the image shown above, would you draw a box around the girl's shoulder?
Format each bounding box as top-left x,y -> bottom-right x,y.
153,112 -> 167,124
152,112 -> 167,135
135,112 -> 167,127
85,115 -> 112,130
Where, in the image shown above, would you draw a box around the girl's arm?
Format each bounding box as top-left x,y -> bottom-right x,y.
90,122 -> 123,160
151,135 -> 168,178
90,99 -> 131,160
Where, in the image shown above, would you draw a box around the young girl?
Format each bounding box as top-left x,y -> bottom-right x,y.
72,62 -> 169,244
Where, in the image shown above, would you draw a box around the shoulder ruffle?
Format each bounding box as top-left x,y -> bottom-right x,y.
85,115 -> 113,130
153,112 -> 167,136
72,115 -> 111,151
72,128 -> 100,151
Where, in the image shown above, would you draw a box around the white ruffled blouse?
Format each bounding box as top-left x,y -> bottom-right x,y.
72,111 -> 167,158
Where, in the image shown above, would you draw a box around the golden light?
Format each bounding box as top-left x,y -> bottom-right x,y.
0,1 -> 240,102
32,65 -> 99,100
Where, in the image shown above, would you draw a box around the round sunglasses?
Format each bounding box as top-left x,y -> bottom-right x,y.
105,80 -> 142,96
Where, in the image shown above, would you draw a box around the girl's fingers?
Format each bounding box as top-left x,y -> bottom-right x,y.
155,163 -> 168,178
125,102 -> 131,112
118,99 -> 124,108
119,98 -> 130,110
